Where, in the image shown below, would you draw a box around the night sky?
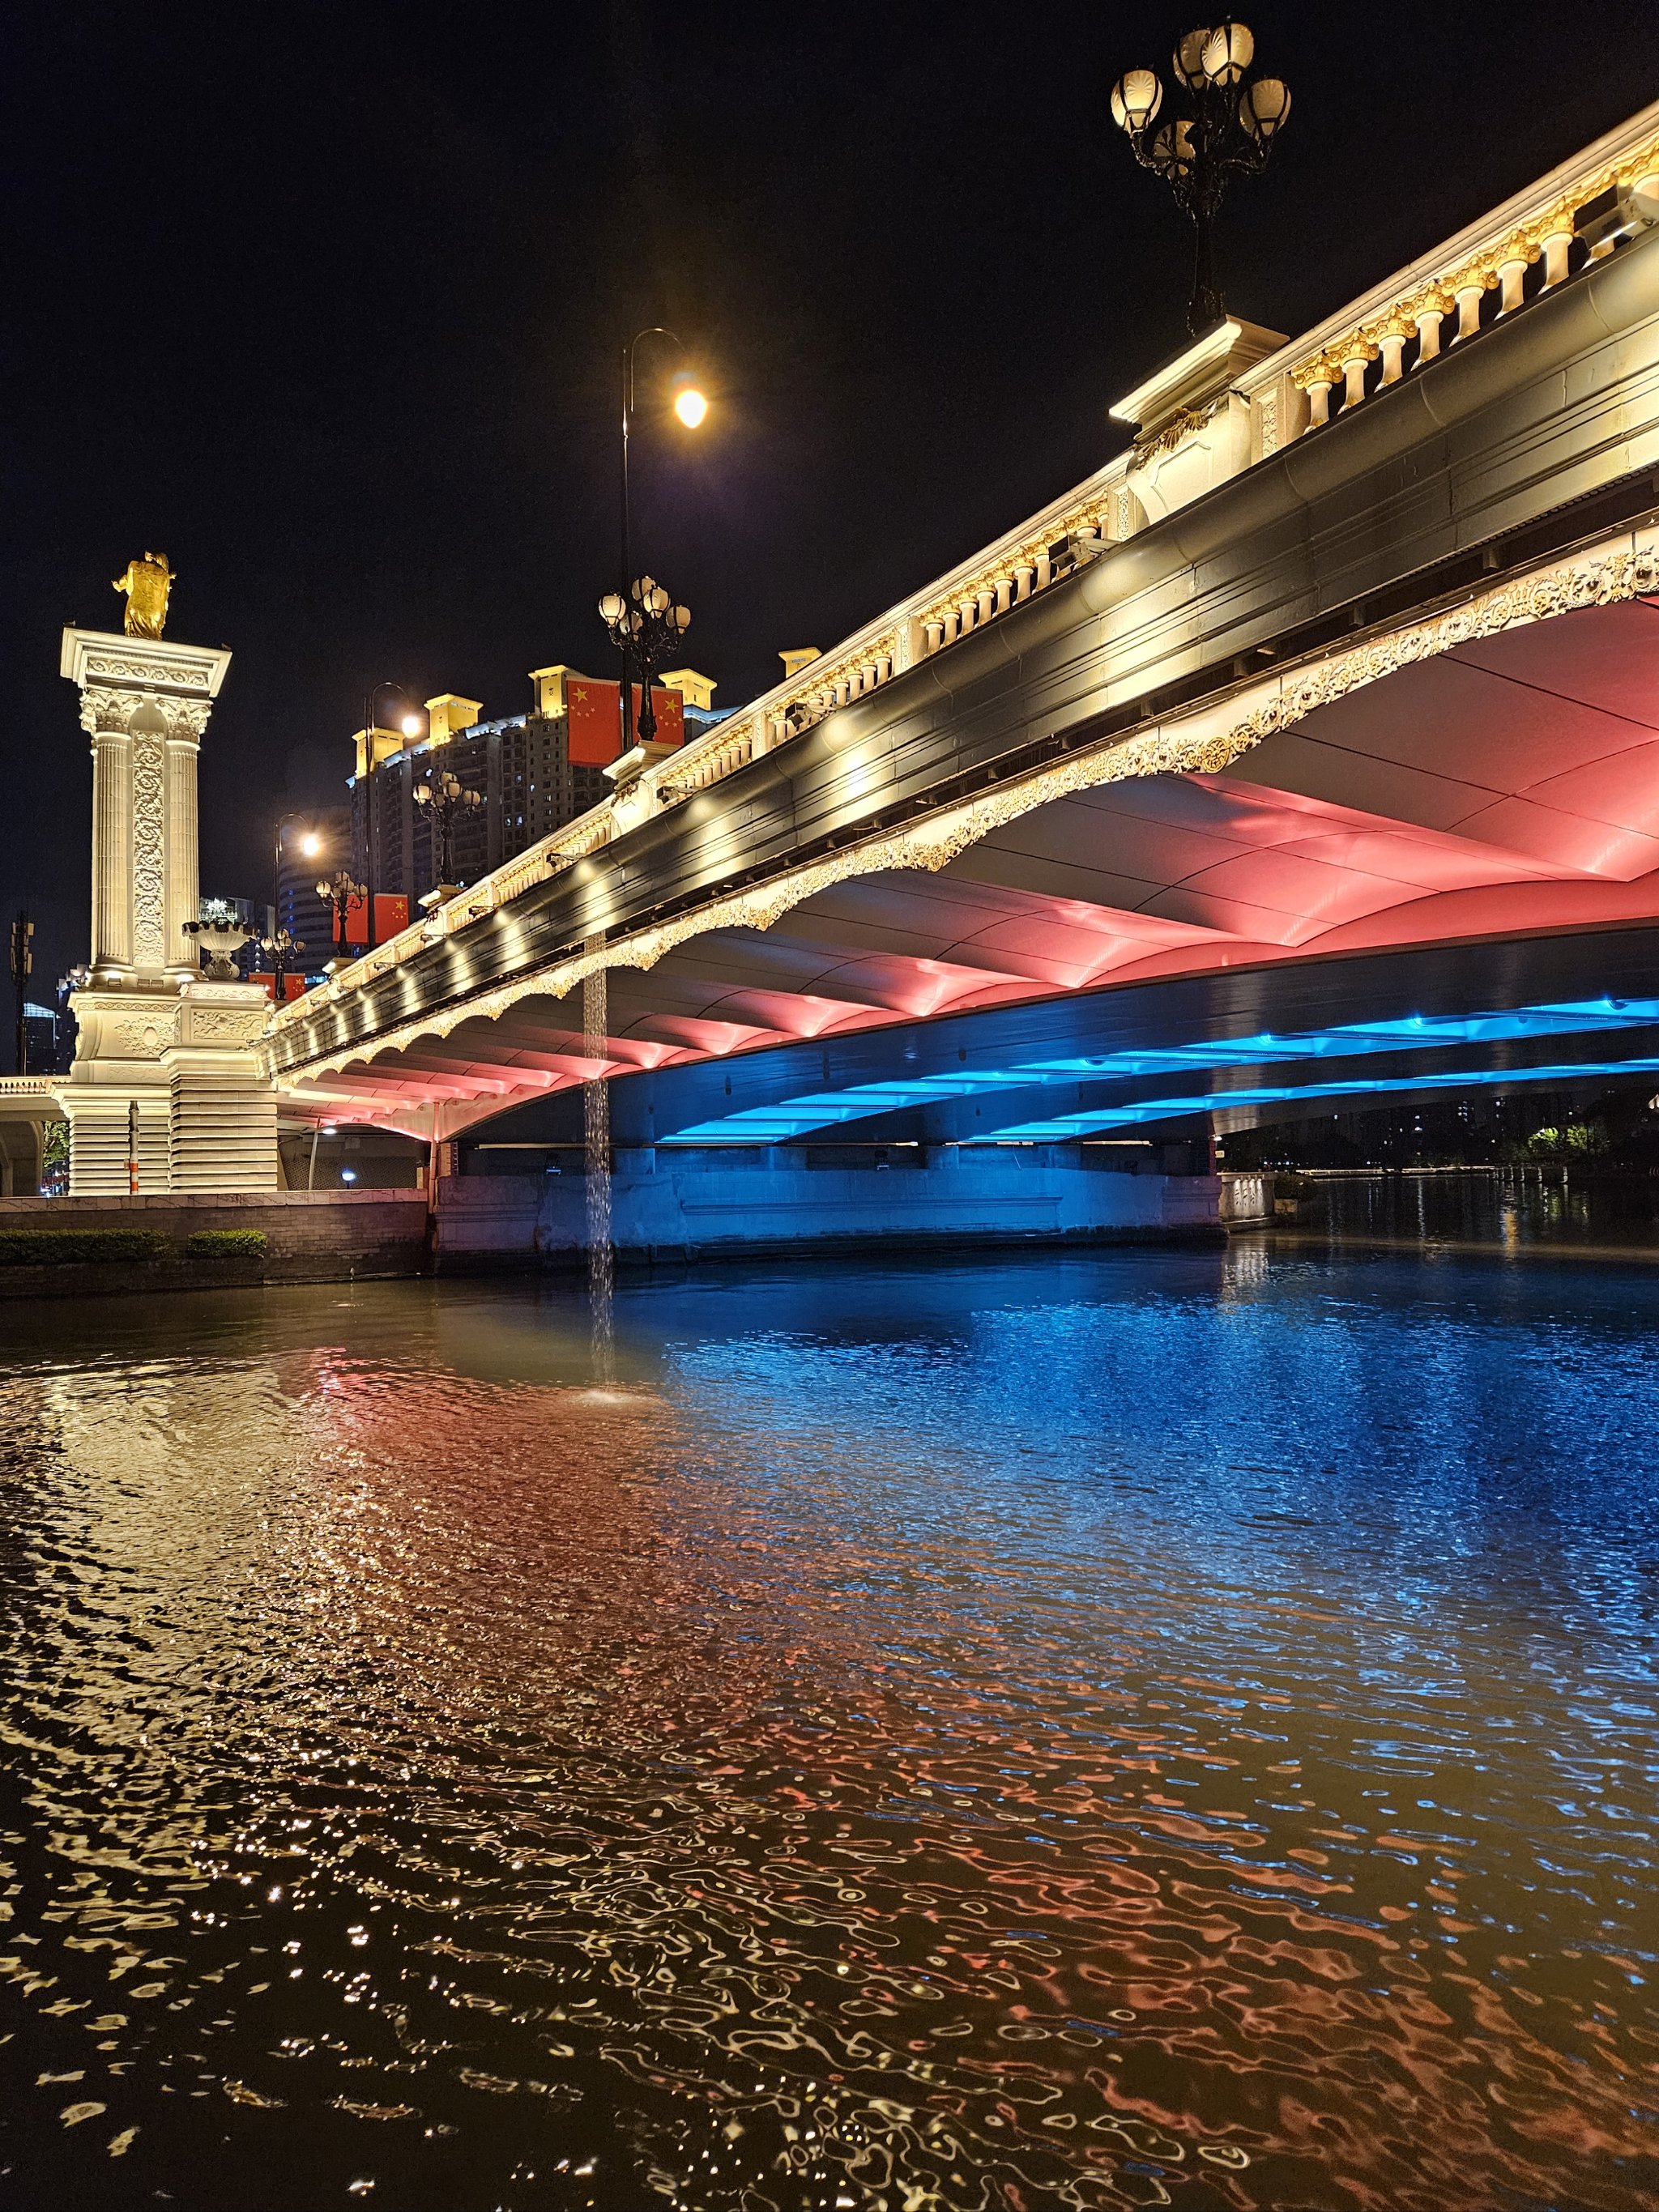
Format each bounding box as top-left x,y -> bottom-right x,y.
6,2 -> 1657,1001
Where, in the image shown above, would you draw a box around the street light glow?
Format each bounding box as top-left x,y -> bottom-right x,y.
300,833 -> 322,858
673,381 -> 708,428
401,714 -> 421,736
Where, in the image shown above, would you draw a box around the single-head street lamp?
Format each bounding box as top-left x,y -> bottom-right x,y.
672,372 -> 708,428
1110,17 -> 1290,334
275,811 -> 328,950
617,327 -> 706,752
360,680 -> 420,950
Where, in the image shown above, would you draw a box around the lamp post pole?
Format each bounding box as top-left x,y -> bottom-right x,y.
360,682 -> 420,951
1109,18 -> 1291,335
616,329 -> 706,754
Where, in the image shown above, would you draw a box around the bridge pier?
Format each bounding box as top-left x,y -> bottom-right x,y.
54,625 -> 279,1196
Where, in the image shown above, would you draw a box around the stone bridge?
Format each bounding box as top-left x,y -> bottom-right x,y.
245,102 -> 1659,1166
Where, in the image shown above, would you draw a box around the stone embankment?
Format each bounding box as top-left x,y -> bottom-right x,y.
0,1189 -> 429,1299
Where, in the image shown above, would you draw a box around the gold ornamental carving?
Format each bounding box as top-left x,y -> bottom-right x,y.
112,552 -> 175,640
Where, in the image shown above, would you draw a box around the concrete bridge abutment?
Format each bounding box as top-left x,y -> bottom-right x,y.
433,1143 -> 1222,1272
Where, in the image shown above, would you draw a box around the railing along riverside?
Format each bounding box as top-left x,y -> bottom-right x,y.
268,101 -> 1659,1041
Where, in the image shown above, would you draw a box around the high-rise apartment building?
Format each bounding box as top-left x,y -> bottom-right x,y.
350,664 -> 726,910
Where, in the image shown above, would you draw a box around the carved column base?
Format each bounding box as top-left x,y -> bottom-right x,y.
62,982 -> 277,1194
163,984 -> 279,1193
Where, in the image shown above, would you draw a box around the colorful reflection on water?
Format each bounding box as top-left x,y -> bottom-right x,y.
1,1238 -> 1657,2210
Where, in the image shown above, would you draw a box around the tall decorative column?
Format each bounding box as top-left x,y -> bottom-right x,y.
59,579 -> 278,1196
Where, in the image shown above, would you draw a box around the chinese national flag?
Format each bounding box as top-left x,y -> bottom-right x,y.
343,892 -> 412,948
254,973 -> 306,1003
638,685 -> 684,747
567,676 -> 623,765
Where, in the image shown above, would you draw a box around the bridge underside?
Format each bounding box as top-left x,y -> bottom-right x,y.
277,593 -> 1659,1145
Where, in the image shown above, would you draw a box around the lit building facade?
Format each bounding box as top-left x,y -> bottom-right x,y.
350,667 -> 727,910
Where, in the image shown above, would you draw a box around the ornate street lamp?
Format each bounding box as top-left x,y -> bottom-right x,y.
258,924 -> 306,1000
316,868 -> 367,962
616,328 -> 706,752
598,577 -> 692,747
412,765 -> 482,893
1110,19 -> 1291,335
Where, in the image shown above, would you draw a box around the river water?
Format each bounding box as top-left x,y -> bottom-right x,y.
2,1197 -> 1657,2210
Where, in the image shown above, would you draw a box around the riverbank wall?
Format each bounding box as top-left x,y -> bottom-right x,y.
0,1189 -> 429,1298
435,1147 -> 1223,1271
0,1152 -> 1230,1298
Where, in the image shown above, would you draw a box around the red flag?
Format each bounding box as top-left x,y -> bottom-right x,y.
342,892 -> 413,948
253,973 -> 306,1002
638,685 -> 684,747
567,675 -> 623,765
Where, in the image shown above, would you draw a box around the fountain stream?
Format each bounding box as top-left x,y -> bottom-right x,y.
582,937 -> 614,1378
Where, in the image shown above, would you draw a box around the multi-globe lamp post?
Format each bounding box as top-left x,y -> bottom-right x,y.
1110,19 -> 1290,335
413,765 -> 482,894
597,578 -> 693,747
606,328 -> 706,752
316,868 -> 368,964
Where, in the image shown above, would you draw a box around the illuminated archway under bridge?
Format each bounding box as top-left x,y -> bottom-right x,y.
271,575 -> 1659,1151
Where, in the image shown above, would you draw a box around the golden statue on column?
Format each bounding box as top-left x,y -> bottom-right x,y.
111,552 -> 175,639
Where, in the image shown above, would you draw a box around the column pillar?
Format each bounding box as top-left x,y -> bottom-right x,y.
164,705 -> 203,982
86,709 -> 135,979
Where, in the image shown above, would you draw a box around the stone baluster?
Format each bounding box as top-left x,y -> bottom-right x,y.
1377,317 -> 1412,386
940,609 -> 957,646
1495,233 -> 1537,314
994,578 -> 1012,615
876,653 -> 893,682
923,619 -> 943,654
1034,550 -> 1051,590
1452,271 -> 1489,343
1340,341 -> 1379,411
976,587 -> 995,624
1014,563 -> 1034,602
1413,288 -> 1451,364
956,599 -> 975,637
1299,358 -> 1338,428
1539,206 -> 1576,288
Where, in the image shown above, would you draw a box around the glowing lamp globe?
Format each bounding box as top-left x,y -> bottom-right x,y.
672,379 -> 708,428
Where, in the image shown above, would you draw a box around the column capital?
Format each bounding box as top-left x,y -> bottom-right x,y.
59,627 -> 232,703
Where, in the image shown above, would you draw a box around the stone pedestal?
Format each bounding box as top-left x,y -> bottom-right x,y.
58,627 -> 278,1196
